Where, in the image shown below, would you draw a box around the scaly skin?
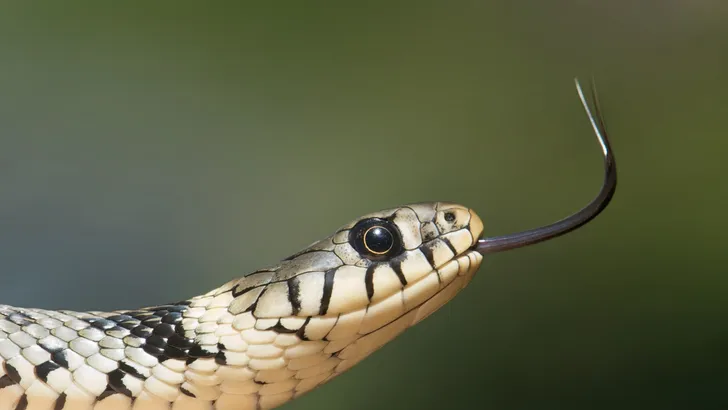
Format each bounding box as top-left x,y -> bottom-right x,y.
0,202 -> 484,410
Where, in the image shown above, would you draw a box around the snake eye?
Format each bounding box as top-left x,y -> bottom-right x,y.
350,218 -> 404,261
363,226 -> 393,254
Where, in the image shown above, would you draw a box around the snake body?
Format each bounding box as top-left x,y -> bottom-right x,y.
0,79 -> 618,410
0,202 -> 484,410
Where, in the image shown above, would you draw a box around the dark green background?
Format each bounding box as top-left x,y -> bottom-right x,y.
1,2 -> 726,409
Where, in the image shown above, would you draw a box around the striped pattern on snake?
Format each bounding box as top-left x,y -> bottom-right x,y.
0,202 -> 484,410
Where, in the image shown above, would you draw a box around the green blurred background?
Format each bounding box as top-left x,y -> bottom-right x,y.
1,2 -> 726,409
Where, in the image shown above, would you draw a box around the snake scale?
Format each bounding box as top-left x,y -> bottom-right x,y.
0,80 -> 617,410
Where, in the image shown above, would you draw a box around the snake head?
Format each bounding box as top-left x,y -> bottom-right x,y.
224,202 -> 484,326
325,202 -> 485,326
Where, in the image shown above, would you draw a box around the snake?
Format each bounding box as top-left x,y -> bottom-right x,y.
0,79 -> 617,410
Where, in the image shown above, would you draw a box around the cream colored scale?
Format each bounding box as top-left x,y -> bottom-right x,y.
0,79 -> 616,410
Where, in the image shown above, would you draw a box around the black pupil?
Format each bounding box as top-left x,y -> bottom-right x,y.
364,226 -> 393,254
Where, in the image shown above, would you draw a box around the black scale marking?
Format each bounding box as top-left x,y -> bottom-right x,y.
50,351 -> 69,369
390,260 -> 408,286
79,302 -> 208,399
288,277 -> 302,316
99,303 -> 197,365
35,361 -> 61,382
267,321 -> 298,335
180,386 -> 196,398
97,388 -> 117,402
118,362 -> 147,380
441,237 -> 459,257
15,394 -> 28,410
53,393 -> 66,410
3,362 -> 21,384
364,265 -> 376,301
107,369 -> 134,397
0,374 -> 16,388
0,300 -> 230,402
319,269 -> 336,316
295,318 -> 312,341
419,244 -> 437,270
